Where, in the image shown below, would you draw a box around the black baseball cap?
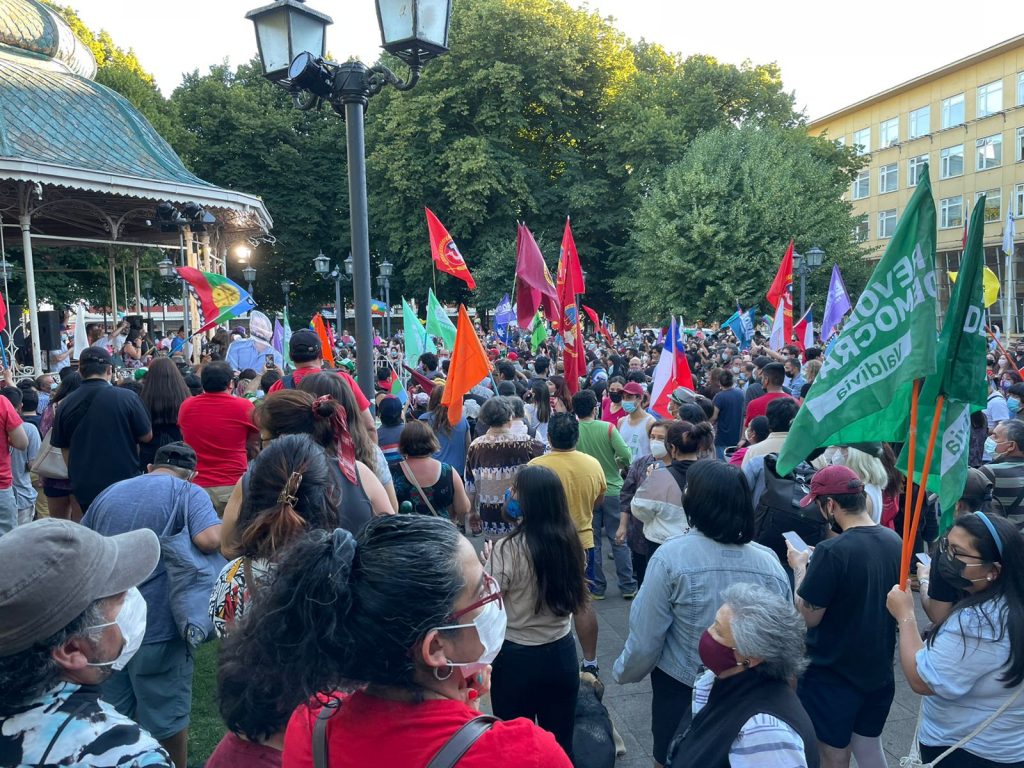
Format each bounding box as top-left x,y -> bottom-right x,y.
153,441 -> 197,472
79,346 -> 113,367
289,329 -> 321,358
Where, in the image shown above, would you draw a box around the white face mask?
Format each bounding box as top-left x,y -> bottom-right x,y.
650,440 -> 668,459
85,587 -> 147,671
435,596 -> 507,677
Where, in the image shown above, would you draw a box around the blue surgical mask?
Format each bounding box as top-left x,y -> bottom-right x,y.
985,436 -> 1001,458
622,401 -> 638,413
1010,397 -> 1021,414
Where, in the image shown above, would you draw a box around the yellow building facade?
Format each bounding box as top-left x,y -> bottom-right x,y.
809,34 -> 1024,328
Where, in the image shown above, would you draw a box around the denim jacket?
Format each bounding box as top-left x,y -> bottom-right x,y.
612,530 -> 791,687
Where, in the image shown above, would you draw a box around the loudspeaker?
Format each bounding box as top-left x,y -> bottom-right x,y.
37,310 -> 62,349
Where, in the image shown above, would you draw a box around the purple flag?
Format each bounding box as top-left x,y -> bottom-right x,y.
271,319 -> 284,355
821,264 -> 852,341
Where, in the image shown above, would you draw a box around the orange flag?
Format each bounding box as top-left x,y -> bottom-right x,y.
311,313 -> 335,368
440,305 -> 491,424
425,208 -> 476,290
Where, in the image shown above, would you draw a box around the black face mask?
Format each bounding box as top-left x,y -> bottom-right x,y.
935,550 -> 977,590
818,500 -> 842,534
609,392 -> 623,403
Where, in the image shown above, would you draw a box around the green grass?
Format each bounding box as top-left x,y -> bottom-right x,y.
189,641 -> 226,767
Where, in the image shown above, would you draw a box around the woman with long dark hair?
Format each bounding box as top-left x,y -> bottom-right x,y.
486,466 -> 587,757
524,379 -> 552,446
548,375 -> 573,414
222,516 -> 571,767
887,513 -> 1024,766
615,460 -> 790,767
137,356 -> 190,470
419,383 -> 470,477
38,371 -> 82,520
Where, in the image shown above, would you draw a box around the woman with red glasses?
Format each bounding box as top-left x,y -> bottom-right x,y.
222,514 -> 571,768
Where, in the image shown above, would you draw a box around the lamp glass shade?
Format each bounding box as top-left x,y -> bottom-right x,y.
0,260 -> 12,280
157,258 -> 175,280
246,0 -> 332,81
379,258 -> 394,277
376,0 -> 451,62
313,251 -> 330,275
242,266 -> 257,283
805,246 -> 824,269
344,254 -> 354,276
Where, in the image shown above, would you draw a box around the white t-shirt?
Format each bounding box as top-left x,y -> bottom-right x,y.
618,414 -> 654,461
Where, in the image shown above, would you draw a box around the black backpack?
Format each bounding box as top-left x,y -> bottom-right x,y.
754,453 -> 827,563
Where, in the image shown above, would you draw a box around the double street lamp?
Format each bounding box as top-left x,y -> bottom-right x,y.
246,0 -> 452,403
376,257 -> 393,338
313,249 -> 353,337
794,245 -> 825,317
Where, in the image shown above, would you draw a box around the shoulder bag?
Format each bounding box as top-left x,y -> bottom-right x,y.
399,460 -> 440,517
31,386 -> 105,480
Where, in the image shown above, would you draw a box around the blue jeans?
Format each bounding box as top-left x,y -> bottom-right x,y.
0,487 -> 18,536
591,492 -> 637,595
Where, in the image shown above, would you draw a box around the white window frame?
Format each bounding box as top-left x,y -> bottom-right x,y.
940,144 -> 964,179
880,117 -> 899,147
940,195 -> 964,229
941,93 -> 965,129
852,169 -> 869,200
908,154 -> 929,187
977,189 -> 1001,223
1016,183 -> 1024,217
1019,73 -> 1024,106
976,134 -> 1003,171
879,162 -> 898,193
878,209 -> 897,239
853,217 -> 869,242
909,106 -> 930,139
1016,127 -> 1024,162
977,80 -> 1003,118
853,127 -> 871,155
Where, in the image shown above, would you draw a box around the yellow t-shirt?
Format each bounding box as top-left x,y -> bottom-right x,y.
528,450 -> 606,550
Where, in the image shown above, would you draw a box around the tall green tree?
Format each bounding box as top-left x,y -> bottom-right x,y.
618,123 -> 869,322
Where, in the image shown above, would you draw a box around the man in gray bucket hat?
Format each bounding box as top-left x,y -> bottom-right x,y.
0,518 -> 172,767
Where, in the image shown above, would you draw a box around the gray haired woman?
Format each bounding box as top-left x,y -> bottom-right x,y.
666,583 -> 820,768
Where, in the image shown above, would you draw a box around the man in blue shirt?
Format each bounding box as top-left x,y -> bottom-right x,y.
225,310 -> 282,372
710,370 -> 744,459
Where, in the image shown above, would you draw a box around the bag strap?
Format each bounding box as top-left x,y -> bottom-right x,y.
917,684 -> 1024,767
1003,485 -> 1024,518
400,460 -> 439,516
312,698 -> 341,768
426,715 -> 498,768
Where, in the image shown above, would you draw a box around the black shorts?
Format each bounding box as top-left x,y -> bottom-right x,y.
797,667 -> 895,748
650,666 -> 692,765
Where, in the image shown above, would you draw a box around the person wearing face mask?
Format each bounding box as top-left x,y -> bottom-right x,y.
886,513 -> 1024,767
1007,382 -> 1024,421
665,584 -> 819,768
729,416 -> 770,467
485,467 -> 587,759
601,376 -> 628,429
986,378 -> 1012,440
618,420 -> 673,587
618,381 -> 655,460
983,419 -> 1024,529
0,519 -> 173,767
230,516 -> 572,768
786,465 -> 903,768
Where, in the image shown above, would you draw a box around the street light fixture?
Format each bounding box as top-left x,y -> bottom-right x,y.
243,265 -> 257,299
793,245 -> 825,317
157,258 -> 176,282
235,245 -> 253,263
313,250 -> 352,338
246,0 -> 451,403
376,257 -> 393,337
280,279 -> 292,313
0,259 -> 13,281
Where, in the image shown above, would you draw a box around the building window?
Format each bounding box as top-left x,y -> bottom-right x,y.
1019,73 -> 1024,106
851,169 -> 869,199
941,93 -> 965,128
853,127 -> 870,155
879,162 -> 898,193
977,80 -> 1003,118
940,195 -> 963,229
836,136 -> 846,147
853,216 -> 869,242
1016,127 -> 1024,162
1016,184 -> 1024,217
940,145 -> 964,178
976,134 -> 1003,170
908,154 -> 929,187
880,117 -> 899,147
977,189 -> 1001,222
878,209 -> 897,239
909,106 -> 930,139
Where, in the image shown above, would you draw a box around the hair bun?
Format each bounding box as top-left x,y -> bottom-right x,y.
692,421 -> 714,439
331,528 -> 357,579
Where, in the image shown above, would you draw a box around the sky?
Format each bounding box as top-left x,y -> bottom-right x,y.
66,0 -> 1014,120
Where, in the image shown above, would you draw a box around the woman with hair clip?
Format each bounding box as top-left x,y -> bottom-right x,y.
420,383 -> 471,477
210,434 -> 345,638
485,466 -> 587,759
137,356 -> 190,471
225,515 -> 572,767
220,390 -> 392,557
887,512 -> 1024,767
299,372 -> 399,513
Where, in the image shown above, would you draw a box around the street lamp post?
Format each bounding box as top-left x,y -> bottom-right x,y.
378,257 -> 393,337
247,0 -> 452,404
313,249 -> 352,338
242,265 -> 257,300
793,245 -> 825,317
280,279 -> 292,314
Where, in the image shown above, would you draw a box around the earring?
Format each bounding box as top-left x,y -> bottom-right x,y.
433,664 -> 454,681
987,575 -> 994,582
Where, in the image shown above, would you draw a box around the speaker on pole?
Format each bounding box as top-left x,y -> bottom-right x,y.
37,310 -> 62,350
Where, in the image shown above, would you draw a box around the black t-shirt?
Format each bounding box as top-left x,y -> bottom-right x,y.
50,379 -> 151,509
712,387 -> 745,447
798,524 -> 903,691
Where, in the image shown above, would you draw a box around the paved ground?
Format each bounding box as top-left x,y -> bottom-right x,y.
575,552 -> 922,767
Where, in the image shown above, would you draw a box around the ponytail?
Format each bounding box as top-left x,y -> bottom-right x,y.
240,471 -> 309,560
311,395 -> 357,482
667,420 -> 715,455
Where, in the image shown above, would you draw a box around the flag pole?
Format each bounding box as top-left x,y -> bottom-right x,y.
900,394 -> 946,588
986,324 -> 1018,371
901,378 -> 921,583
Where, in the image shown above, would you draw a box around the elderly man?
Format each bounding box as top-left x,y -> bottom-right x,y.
0,519 -> 171,766
982,418 -> 1024,527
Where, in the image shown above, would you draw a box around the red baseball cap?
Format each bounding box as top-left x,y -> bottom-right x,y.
623,381 -> 646,396
799,465 -> 864,507
507,352 -> 519,361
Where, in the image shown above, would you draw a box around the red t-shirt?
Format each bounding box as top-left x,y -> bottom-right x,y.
744,391 -> 793,427
178,392 -> 257,487
283,691 -> 571,768
0,396 -> 23,489
267,368 -> 370,411
206,732 -> 281,768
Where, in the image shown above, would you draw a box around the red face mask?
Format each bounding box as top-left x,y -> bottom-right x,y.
698,629 -> 741,677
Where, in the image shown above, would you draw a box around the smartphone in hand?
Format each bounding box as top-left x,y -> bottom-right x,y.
783,531 -> 809,553
265,353 -> 276,368
916,552 -> 931,566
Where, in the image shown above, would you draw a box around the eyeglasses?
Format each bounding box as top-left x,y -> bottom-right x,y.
938,537 -> 988,565
448,571 -> 503,622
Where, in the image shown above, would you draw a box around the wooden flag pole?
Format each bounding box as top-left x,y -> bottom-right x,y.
899,394 -> 946,588
901,379 -> 922,558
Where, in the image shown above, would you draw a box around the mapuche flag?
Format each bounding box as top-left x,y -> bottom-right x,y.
556,218 -> 587,393
776,167 -> 939,475
898,195 -> 988,529
425,208 -> 476,290
515,223 -> 559,329
176,267 -> 256,335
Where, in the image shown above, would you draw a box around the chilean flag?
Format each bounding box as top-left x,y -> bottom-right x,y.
650,316 -> 696,418
793,306 -> 814,353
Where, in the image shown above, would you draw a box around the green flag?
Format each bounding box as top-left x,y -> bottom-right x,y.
898,196 -> 989,529
425,288 -> 457,350
530,312 -> 548,353
777,167 -> 939,475
281,308 -> 293,370
402,298 -> 427,369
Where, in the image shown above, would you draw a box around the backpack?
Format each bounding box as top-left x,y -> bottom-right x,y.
754,453 -> 827,563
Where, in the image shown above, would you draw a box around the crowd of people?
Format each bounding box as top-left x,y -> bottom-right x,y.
0,311 -> 1022,768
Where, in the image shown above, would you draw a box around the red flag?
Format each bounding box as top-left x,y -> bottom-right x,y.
403,364 -> 435,394
515,223 -> 560,329
766,240 -> 794,347
557,218 -> 586,393
425,208 -> 476,290
440,305 -> 492,424
582,304 -> 614,347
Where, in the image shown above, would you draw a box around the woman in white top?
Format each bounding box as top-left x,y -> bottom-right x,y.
618,381 -> 655,460
524,380 -> 552,446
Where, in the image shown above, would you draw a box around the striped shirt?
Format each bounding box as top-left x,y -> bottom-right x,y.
982,458 -> 1024,528
692,669 -> 808,768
